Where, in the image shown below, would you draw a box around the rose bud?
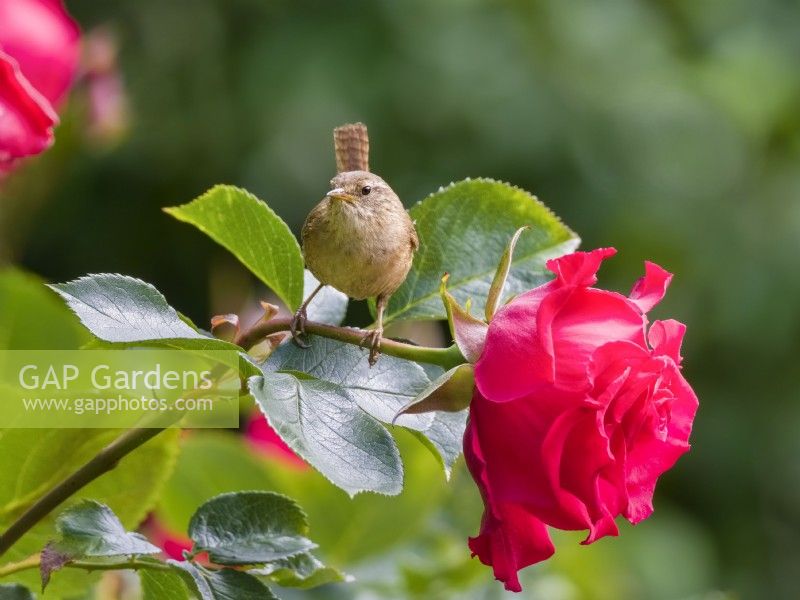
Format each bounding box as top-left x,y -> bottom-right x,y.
465,248 -> 698,592
210,313 -> 239,342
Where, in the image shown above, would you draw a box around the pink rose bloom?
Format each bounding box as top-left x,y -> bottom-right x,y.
82,28 -> 129,145
144,517 -> 194,561
0,0 -> 79,173
143,515 -> 211,564
0,55 -> 57,173
246,413 -> 308,470
465,248 -> 698,592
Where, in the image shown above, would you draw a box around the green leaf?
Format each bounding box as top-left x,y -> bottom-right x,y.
189,492 -> 315,565
0,428 -> 180,597
250,552 -> 351,589
485,226 -> 529,321
406,363 -> 469,478
40,500 -> 161,591
0,430 -> 178,526
249,370 -> 404,497
411,409 -> 469,478
303,270 -> 347,326
141,569 -> 192,600
51,500 -> 161,557
257,338 -> 470,485
165,185 -> 304,311
0,268 -> 89,350
187,491 -> 346,590
249,336 -> 445,495
0,584 -> 33,600
398,364 -> 469,481
266,336 -> 433,430
154,430 -> 448,566
395,364 -> 474,417
154,434 -> 279,534
0,273 -> 181,596
48,273 -> 257,382
384,178 -> 580,324
48,274 -> 234,350
169,562 -> 277,600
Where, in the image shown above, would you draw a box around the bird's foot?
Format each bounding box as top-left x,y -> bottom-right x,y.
290,306 -> 309,349
360,327 -> 383,366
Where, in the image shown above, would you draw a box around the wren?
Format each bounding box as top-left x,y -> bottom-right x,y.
292,123 -> 418,365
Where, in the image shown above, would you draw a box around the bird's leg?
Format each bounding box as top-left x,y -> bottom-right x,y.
362,293 -> 388,366
290,283 -> 325,349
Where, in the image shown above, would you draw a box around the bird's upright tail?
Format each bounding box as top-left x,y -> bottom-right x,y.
334,122 -> 370,173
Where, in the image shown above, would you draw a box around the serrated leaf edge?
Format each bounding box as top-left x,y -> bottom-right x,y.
164,184 -> 304,311
247,374 -> 405,499
390,178 -> 581,323
188,490 -> 315,563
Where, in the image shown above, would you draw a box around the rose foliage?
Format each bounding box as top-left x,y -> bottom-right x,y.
0,174 -> 699,598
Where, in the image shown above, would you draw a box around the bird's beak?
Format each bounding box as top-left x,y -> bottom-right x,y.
326,188 -> 355,202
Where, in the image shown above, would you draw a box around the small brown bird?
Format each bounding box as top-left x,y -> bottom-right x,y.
292,123 -> 418,365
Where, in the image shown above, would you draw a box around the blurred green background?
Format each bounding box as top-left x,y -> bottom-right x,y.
2,0 -> 800,598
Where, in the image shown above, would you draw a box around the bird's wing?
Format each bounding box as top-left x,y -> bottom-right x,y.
409,221 -> 419,252
301,201 -> 328,245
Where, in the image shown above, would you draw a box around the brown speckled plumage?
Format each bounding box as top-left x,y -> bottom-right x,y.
294,123 -> 418,364
302,170 -> 417,300
334,123 -> 370,173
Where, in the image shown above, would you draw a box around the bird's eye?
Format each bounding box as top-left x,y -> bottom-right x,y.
361,185 -> 372,196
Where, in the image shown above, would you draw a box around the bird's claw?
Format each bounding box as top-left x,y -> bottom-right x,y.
290,307 -> 310,349
360,328 -> 383,366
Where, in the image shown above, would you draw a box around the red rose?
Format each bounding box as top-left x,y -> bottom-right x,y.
465,248 -> 698,592
144,516 -> 194,561
0,54 -> 57,174
246,412 -> 308,470
0,0 -> 79,173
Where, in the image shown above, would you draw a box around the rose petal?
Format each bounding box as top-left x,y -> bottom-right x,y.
538,287 -> 648,390
590,341 -> 647,397
468,389 -> 593,526
0,0 -> 81,106
476,248 -> 649,399
648,319 -> 686,364
464,250 -> 698,592
541,407 -> 606,532
546,247 -> 617,287
464,416 -> 555,592
624,364 -> 697,523
467,503 -> 554,593
628,261 -> 672,314
474,284 -> 552,402
245,413 -> 307,470
0,51 -> 57,170
476,285 -> 647,400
